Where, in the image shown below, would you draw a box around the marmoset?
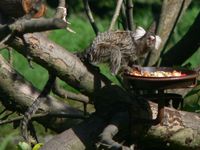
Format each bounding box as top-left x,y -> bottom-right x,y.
82,24 -> 162,75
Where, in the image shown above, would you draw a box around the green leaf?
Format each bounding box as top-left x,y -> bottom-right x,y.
17,142 -> 31,150
32,143 -> 44,150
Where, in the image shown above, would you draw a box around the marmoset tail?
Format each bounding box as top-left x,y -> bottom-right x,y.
83,23 -> 162,75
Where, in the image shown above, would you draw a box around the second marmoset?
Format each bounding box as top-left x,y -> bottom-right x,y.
82,25 -> 162,75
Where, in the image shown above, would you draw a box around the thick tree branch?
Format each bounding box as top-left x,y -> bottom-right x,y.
8,33 -> 108,95
8,18 -> 68,34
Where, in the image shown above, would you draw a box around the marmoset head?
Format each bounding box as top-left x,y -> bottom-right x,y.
132,24 -> 162,55
146,35 -> 162,50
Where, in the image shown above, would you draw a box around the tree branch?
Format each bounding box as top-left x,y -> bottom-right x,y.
55,0 -> 66,19
109,0 -> 123,31
8,33 -> 109,95
83,0 -> 99,35
0,112 -> 87,126
125,0 -> 135,31
8,18 -> 68,34
120,2 -> 129,30
52,79 -> 90,104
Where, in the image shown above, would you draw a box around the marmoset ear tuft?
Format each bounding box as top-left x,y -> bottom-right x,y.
155,35 -> 162,50
133,26 -> 146,40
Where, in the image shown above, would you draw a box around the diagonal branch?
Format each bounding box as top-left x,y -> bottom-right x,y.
83,0 -> 99,35
125,0 -> 135,31
52,79 -> 90,104
109,0 -> 124,31
120,2 -> 129,30
9,33 -> 109,95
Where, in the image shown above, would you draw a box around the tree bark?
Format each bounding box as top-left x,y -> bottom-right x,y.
9,33 -> 107,95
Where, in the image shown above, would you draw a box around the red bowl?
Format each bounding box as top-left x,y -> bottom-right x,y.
123,67 -> 198,90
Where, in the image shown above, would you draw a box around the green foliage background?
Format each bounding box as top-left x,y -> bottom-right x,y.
0,0 -> 199,149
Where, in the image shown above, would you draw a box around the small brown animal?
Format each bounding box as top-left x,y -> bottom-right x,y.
23,0 -> 46,18
83,24 -> 161,75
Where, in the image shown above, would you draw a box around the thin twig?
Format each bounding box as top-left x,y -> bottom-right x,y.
0,44 -> 7,50
0,32 -> 13,46
55,0 -> 66,18
0,108 -> 6,116
52,79 -> 90,104
52,79 -> 90,115
0,112 -> 87,125
83,0 -> 99,35
0,25 -> 11,48
29,121 -> 39,144
109,0 -> 123,31
7,47 -> 13,65
120,2 -> 128,30
0,111 -> 14,120
125,0 -> 134,31
55,0 -> 75,33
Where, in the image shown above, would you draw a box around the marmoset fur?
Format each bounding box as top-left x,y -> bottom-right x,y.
82,24 -> 162,75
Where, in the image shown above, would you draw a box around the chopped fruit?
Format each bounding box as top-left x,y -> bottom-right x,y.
128,69 -> 185,77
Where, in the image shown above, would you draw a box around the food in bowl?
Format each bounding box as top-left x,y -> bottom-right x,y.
128,69 -> 186,77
